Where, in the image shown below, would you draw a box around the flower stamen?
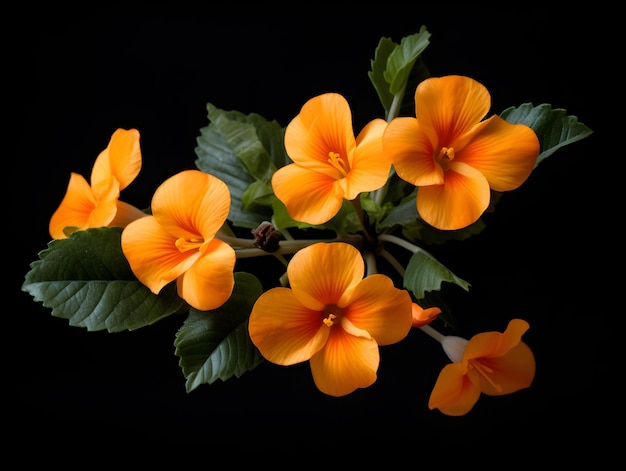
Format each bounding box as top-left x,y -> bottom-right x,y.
175,237 -> 204,253
468,359 -> 503,393
328,151 -> 349,177
437,146 -> 455,161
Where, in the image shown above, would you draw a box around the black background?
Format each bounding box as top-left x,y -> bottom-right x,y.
13,4 -> 610,453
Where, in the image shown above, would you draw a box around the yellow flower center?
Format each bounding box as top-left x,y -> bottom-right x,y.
436,146 -> 455,170
327,151 -> 349,177
468,359 -> 504,393
322,304 -> 342,327
175,237 -> 204,253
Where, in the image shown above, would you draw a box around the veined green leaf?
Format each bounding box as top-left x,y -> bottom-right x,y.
403,250 -> 470,300
377,194 -> 419,231
368,26 -> 431,119
500,103 -> 593,167
175,272 -> 265,392
368,37 -> 397,114
194,103 -> 287,228
385,26 -> 431,95
22,227 -> 186,332
240,180 -> 275,210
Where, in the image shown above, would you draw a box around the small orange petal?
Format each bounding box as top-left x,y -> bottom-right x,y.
342,274 -> 413,345
343,118 -> 390,199
87,189 -> 120,228
109,200 -> 148,228
464,318 -> 530,359
384,117 -> 444,187
177,238 -> 235,311
415,75 -> 491,144
309,327 -> 379,396
107,128 -> 142,190
416,162 -> 490,230
151,170 -> 231,240
121,216 -> 196,294
284,93 -> 356,173
460,116 -> 539,191
49,173 -> 96,239
467,342 -> 536,396
248,288 -> 329,365
288,242 -> 364,309
428,362 -> 481,416
271,164 -> 343,225
90,128 -> 141,197
411,303 -> 442,327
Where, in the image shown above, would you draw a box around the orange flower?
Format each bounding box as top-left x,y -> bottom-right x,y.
272,93 -> 390,225
121,170 -> 236,311
383,75 -> 540,230
428,318 -> 536,416
411,303 -> 441,327
248,242 -> 413,396
49,128 -> 147,239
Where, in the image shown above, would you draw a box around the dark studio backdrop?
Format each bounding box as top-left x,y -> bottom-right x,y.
13,5 -> 608,451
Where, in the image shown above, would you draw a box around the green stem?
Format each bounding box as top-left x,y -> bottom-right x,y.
378,233 -> 433,258
216,232 -> 257,248
386,90 -> 405,122
419,324 -> 445,343
228,234 -> 364,259
364,250 -> 377,277
351,198 -> 375,246
379,248 -> 405,277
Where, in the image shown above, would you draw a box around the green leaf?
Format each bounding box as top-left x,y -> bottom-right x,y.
194,103 -> 287,228
377,193 -> 419,231
240,180 -> 275,210
403,250 -> 471,300
368,26 -> 431,118
500,103 -> 593,167
385,26 -> 431,95
22,228 -> 186,332
175,272 -> 266,392
368,37 -> 397,114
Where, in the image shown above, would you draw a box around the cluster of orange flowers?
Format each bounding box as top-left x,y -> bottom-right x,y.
45,75 -> 539,416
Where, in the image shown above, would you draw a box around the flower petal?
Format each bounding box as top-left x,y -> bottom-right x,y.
309,327 -> 379,396
248,288 -> 329,365
342,118 -> 390,199
90,128 -> 141,196
459,116 -> 539,191
121,215 -> 198,294
411,303 -> 442,327
271,164 -> 343,225
416,161 -> 490,230
428,362 -> 481,416
342,274 -> 412,345
49,172 -> 97,239
177,238 -> 235,311
467,342 -> 536,396
151,170 -> 231,240
415,75 -> 491,144
284,93 -> 356,176
109,200 -> 148,228
384,117 -> 444,186
107,128 -> 142,190
464,318 -> 530,359
288,242 -> 364,310
463,318 -> 535,395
